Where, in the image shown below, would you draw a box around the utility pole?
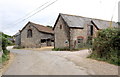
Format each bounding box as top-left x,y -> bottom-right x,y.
109,0 -> 117,28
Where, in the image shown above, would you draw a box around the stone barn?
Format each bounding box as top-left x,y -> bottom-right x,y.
19,21 -> 54,48
53,13 -> 118,49
14,32 -> 21,47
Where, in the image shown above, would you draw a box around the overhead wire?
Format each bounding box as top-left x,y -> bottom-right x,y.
13,1 -> 51,25
4,0 -> 58,31
13,0 -> 58,25
110,0 -> 118,27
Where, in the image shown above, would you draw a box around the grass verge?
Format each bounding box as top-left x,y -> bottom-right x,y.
0,54 -> 10,64
88,52 -> 120,66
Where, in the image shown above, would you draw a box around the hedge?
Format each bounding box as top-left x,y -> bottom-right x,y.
90,28 -> 120,66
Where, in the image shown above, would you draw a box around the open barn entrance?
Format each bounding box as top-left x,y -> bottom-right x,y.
41,38 -> 54,47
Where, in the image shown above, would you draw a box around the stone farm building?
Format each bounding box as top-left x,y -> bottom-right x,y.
14,32 -> 21,46
53,13 -> 118,49
15,21 -> 54,48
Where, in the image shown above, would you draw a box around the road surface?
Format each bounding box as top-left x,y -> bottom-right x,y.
3,46 -> 118,75
3,47 -> 90,75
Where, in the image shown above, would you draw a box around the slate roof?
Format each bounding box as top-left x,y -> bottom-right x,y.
92,19 -> 118,29
60,13 -> 118,29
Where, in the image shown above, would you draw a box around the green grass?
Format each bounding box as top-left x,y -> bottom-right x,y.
78,47 -> 89,50
88,52 -> 120,66
52,47 -> 89,51
52,48 -> 70,51
0,57 -> 2,63
13,46 -> 24,49
0,54 -> 10,64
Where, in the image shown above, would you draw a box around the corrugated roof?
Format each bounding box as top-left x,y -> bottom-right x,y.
29,22 -> 54,34
60,13 -> 118,29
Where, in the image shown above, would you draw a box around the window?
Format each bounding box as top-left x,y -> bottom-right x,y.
88,25 -> 93,36
90,25 -> 93,36
27,29 -> 32,38
60,25 -> 62,29
77,38 -> 83,43
65,40 -> 69,44
41,39 -> 46,43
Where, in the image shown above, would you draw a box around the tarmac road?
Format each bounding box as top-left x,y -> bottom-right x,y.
3,47 -> 89,75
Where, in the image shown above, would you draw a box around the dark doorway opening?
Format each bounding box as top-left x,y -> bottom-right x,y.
90,25 -> 93,36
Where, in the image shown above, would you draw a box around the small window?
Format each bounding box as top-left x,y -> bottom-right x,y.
27,29 -> 32,38
77,38 -> 83,43
41,39 -> 46,43
90,25 -> 93,36
65,40 -> 69,44
88,25 -> 93,36
60,25 -> 62,29
51,40 -> 54,42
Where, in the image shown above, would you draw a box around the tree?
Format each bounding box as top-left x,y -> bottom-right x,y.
46,25 -> 53,28
0,32 -> 10,63
117,22 -> 120,26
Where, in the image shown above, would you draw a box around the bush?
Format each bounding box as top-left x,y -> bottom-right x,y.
89,28 -> 120,66
52,48 -> 61,51
0,32 -> 11,63
52,47 -> 79,51
3,49 -> 10,55
2,53 -> 10,61
52,47 -> 70,51
13,45 -> 25,49
78,43 -> 85,48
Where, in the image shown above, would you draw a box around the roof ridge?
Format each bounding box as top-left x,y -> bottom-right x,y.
29,21 -> 53,34
29,21 -> 52,29
60,13 -> 116,23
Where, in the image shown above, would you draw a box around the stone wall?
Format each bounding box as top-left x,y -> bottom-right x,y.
21,23 -> 54,48
93,25 -> 99,38
70,26 -> 89,49
54,16 -> 70,48
21,24 -> 41,48
70,23 -> 99,49
54,16 -> 100,49
15,34 -> 21,46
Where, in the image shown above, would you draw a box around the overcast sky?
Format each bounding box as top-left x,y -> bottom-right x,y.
0,0 -> 119,36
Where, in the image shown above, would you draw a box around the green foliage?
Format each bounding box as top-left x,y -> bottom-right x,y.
0,32 -> 11,63
2,53 -> 10,62
7,40 -> 14,46
90,28 -> 120,66
52,47 -> 79,51
77,36 -> 92,50
3,49 -> 10,55
0,32 -> 12,38
1,36 -> 8,50
77,43 -> 92,49
117,22 -> 120,26
52,47 -> 70,51
46,25 -> 53,28
78,43 -> 85,48
13,46 -> 24,49
0,32 -> 13,47
52,48 -> 61,51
